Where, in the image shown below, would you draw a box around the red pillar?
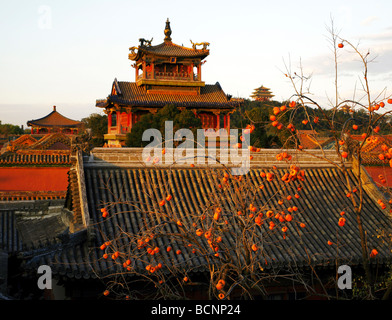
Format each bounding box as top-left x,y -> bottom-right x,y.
127,111 -> 133,131
117,111 -> 121,133
108,112 -> 112,133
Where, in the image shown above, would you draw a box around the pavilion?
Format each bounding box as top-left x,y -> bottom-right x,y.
27,106 -> 83,135
96,19 -> 240,146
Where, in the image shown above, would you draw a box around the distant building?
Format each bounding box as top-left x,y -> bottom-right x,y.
250,85 -> 274,102
296,130 -> 334,150
340,104 -> 353,114
96,19 -> 239,146
0,133 -> 72,201
297,130 -> 392,189
27,106 -> 83,135
350,134 -> 392,189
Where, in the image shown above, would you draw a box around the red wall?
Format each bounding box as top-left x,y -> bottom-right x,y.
0,167 -> 69,191
364,166 -> 392,187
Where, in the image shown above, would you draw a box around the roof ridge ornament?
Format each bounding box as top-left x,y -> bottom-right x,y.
190,40 -> 210,50
139,37 -> 153,47
164,18 -> 172,42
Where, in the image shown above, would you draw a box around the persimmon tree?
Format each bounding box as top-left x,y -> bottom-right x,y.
269,24 -> 392,299
94,145 -> 310,300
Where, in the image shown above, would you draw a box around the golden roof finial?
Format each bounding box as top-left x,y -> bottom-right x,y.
164,18 -> 172,42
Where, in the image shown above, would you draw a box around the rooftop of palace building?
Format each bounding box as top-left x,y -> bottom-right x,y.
7,146 -> 390,282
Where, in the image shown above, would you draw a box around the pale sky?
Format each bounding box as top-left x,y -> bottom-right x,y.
1,0 -> 392,127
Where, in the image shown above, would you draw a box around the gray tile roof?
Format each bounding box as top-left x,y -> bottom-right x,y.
0,200 -> 66,253
21,149 -> 392,279
0,210 -> 22,253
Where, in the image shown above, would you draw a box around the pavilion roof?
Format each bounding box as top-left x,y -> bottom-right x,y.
8,135 -> 37,147
26,133 -> 73,151
97,81 -> 238,109
131,41 -> 209,60
128,19 -> 209,61
27,106 -> 83,128
2,133 -> 73,155
250,85 -> 274,99
252,86 -> 272,92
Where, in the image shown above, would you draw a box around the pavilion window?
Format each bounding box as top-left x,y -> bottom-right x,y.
108,112 -> 119,133
111,112 -> 117,127
193,66 -> 198,81
137,64 -> 143,80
